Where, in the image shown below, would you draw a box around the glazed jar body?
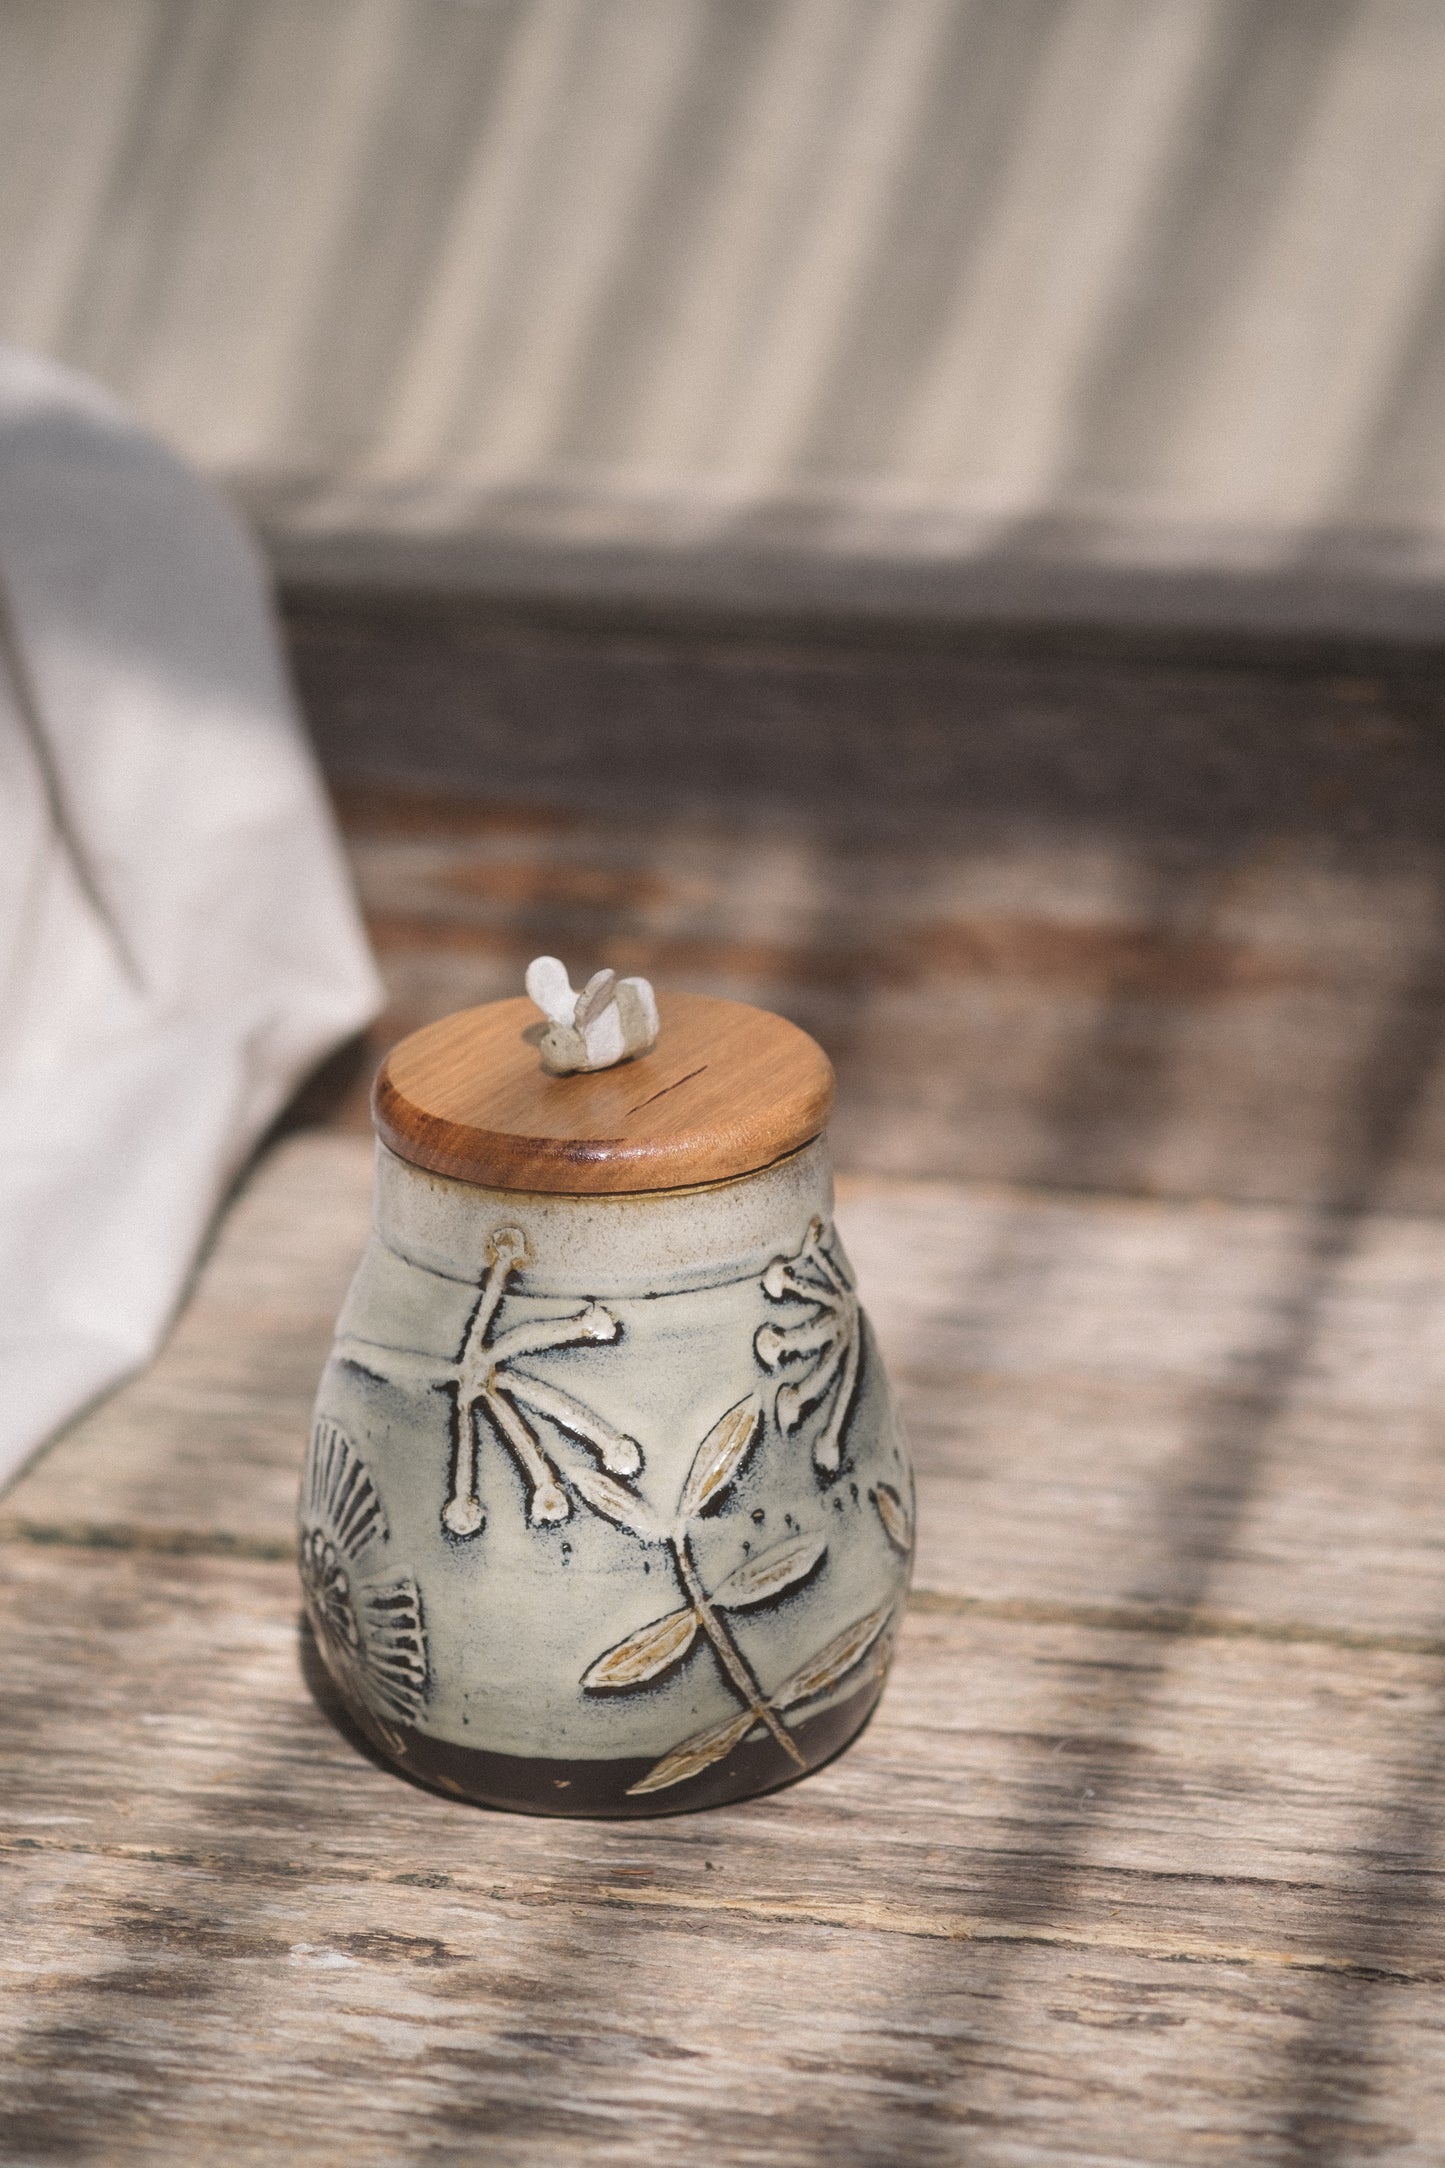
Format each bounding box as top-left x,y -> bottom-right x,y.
302,1137 -> 912,1815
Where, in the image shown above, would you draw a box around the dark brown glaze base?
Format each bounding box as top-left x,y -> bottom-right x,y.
346,1675 -> 886,1817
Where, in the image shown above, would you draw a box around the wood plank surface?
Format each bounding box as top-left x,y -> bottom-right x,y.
7,1134 -> 1445,2160
323,779 -> 1445,1215
7,623 -> 1445,2163
291,609 -> 1445,1214
8,1542 -> 1445,2167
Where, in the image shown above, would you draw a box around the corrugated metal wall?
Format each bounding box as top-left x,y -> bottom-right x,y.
5,0 -> 1445,630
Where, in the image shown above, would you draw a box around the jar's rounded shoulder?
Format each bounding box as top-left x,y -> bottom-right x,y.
369,1133 -> 838,1298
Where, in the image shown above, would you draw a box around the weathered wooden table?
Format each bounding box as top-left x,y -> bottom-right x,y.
5,614 -> 1445,2163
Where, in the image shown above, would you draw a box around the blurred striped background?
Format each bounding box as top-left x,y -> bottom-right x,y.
5,0 -> 1445,632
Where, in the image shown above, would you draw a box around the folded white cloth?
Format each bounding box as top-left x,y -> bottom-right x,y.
0,349 -> 381,1486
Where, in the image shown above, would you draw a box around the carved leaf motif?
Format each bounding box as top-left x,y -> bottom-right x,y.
676,1397 -> 761,1523
626,1709 -> 755,1796
581,1606 -> 699,1690
775,1602 -> 893,1710
710,1534 -> 827,1611
566,1464 -> 659,1540
874,1482 -> 913,1554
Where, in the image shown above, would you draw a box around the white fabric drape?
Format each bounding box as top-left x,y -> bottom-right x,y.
0,348 -> 381,1486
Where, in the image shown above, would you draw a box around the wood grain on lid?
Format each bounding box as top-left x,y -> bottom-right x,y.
372,992 -> 835,1194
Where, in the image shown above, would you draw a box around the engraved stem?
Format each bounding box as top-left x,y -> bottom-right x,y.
441,1396 -> 485,1537
483,1387 -> 568,1523
673,1535 -> 805,1770
807,1239 -> 853,1300
499,1369 -> 641,1476
459,1238 -> 525,1368
813,1317 -> 861,1474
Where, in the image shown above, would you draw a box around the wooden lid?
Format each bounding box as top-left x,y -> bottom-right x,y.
373,991 -> 835,1195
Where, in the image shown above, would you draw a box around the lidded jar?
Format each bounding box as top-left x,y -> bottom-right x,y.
301,986 -> 913,1815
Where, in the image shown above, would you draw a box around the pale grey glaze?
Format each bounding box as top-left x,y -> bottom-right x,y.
303,1138 -> 913,1807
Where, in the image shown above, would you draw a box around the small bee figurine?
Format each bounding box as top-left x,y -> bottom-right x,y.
524,956 -> 661,1075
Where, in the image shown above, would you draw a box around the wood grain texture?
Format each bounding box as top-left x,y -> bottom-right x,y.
294,616 -> 1445,1213
7,1133 -> 1445,2161
374,992 -> 834,1192
8,1159 -> 1445,2158
9,624 -> 1445,2163
8,1542 -> 1445,2166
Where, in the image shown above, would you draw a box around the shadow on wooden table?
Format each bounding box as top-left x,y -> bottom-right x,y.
854,839 -> 1445,2159
297,604 -> 1445,2153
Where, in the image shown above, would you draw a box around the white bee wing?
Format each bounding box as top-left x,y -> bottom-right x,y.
525,954 -> 577,1024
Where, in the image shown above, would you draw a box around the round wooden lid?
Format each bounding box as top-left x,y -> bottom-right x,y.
373,991 -> 835,1195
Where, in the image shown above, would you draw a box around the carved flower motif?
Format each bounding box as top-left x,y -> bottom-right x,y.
332,1224 -> 640,1539
299,1421 -> 428,1726
299,1529 -> 363,1654
755,1217 -> 862,1472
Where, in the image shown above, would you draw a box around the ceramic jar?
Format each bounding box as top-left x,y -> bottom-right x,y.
301,990 -> 913,1815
